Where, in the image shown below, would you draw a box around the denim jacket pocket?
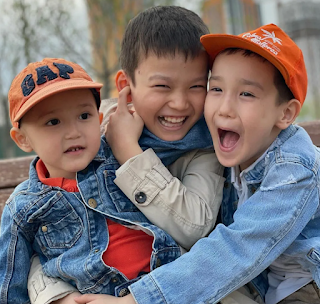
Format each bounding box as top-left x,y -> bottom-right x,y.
27,192 -> 83,255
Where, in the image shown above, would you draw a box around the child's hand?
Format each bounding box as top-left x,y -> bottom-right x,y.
74,293 -> 136,304
105,86 -> 144,165
52,292 -> 82,304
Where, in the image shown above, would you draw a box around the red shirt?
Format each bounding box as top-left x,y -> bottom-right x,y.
36,160 -> 153,279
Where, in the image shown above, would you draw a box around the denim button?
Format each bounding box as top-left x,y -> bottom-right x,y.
135,192 -> 146,204
118,287 -> 130,297
111,277 -> 118,283
41,226 -> 48,232
88,198 -> 97,208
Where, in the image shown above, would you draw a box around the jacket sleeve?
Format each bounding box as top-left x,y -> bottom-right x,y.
0,204 -> 34,303
114,148 -> 225,250
28,255 -> 78,304
128,161 -> 319,304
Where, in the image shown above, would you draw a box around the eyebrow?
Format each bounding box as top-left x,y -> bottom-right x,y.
39,103 -> 95,118
209,75 -> 222,81
209,75 -> 264,91
149,74 -> 207,82
239,79 -> 264,91
148,74 -> 170,81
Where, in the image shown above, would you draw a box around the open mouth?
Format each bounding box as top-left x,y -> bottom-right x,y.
218,128 -> 240,149
65,146 -> 84,153
158,116 -> 187,127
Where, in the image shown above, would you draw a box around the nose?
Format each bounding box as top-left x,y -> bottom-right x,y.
168,91 -> 190,111
65,121 -> 81,139
218,94 -> 235,118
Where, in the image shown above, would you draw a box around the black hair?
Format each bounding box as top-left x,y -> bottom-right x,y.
119,5 -> 210,84
218,48 -> 294,105
90,89 -> 101,109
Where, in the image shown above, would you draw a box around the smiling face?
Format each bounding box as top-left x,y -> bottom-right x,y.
13,89 -> 101,179
204,51 -> 289,171
127,52 -> 208,141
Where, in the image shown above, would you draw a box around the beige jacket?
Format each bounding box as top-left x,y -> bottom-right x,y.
27,100 -> 225,303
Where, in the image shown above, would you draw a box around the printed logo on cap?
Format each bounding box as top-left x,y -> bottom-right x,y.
242,28 -> 282,56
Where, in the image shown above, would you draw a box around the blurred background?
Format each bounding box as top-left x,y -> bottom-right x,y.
0,0 -> 319,159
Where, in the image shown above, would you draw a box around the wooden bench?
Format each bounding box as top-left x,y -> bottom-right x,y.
1,118 -> 320,219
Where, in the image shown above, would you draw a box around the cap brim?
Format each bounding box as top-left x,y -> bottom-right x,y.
14,79 -> 103,122
200,34 -> 290,84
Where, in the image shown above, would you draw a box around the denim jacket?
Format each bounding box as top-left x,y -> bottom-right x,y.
128,124 -> 320,304
0,117 -> 212,304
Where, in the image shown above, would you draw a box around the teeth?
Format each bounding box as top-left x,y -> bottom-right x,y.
69,147 -> 81,152
159,116 -> 186,123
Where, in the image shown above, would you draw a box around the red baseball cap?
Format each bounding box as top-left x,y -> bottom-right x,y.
8,58 -> 103,127
200,24 -> 307,105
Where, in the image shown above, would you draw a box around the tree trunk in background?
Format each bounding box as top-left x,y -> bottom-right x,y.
86,0 -> 174,99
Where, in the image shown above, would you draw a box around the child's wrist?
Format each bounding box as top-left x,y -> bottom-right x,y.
121,294 -> 136,304
117,145 -> 143,165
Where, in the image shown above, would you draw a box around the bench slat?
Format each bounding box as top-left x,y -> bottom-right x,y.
0,156 -> 34,188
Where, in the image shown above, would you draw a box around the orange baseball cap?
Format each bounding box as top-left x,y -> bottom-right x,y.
200,23 -> 307,105
8,57 -> 103,127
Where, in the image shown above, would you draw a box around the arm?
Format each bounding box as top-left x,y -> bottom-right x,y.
0,205 -> 33,303
114,148 -> 224,250
127,162 -> 319,304
28,255 -> 80,304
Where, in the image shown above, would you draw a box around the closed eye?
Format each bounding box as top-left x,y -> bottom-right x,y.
154,84 -> 170,88
190,85 -> 206,89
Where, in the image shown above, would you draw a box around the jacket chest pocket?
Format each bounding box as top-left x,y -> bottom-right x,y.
28,192 -> 83,253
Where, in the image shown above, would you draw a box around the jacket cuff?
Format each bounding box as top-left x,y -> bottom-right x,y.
115,148 -> 172,205
129,274 -> 166,304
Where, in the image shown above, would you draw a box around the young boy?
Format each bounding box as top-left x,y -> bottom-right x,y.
0,6 -> 225,304
76,24 -> 320,304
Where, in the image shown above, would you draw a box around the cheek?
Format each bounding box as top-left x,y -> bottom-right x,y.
204,101 -> 214,119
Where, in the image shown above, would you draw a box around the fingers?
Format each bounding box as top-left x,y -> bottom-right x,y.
117,85 -> 131,113
132,112 -> 144,127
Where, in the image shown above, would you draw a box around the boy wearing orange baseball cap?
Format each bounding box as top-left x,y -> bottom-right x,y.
201,23 -> 318,304
83,24 -> 320,304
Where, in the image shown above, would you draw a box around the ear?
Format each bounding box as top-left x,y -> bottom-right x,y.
115,70 -> 132,103
276,99 -> 301,130
115,70 -> 129,92
10,127 -> 33,153
99,112 -> 104,125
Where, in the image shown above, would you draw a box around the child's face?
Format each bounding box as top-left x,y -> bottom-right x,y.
16,89 -> 101,179
205,51 -> 286,170
128,52 -> 208,141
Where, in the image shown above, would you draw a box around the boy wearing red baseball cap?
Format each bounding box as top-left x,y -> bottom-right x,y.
85,24 -> 319,304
